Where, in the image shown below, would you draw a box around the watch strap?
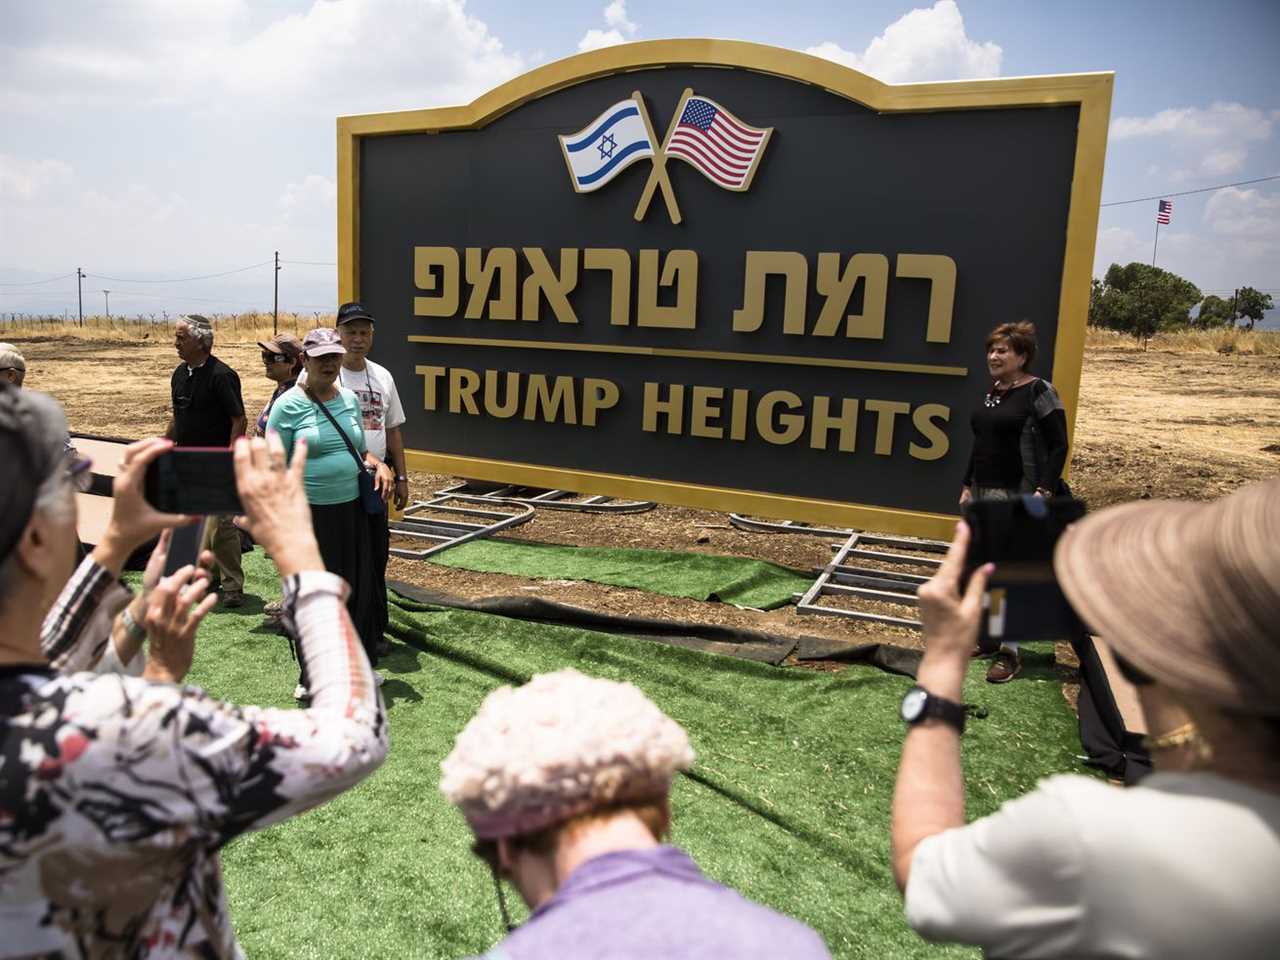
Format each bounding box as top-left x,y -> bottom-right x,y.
120,603 -> 147,643
922,692 -> 967,733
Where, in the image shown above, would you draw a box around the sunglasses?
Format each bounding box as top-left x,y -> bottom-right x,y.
262,352 -> 290,364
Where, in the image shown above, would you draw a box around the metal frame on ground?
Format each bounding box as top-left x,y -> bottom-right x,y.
434,481 -> 656,514
794,531 -> 949,630
390,494 -> 535,560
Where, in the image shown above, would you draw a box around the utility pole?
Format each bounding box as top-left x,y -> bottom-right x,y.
273,250 -> 280,335
1230,287 -> 1239,328
102,289 -> 110,321
77,268 -> 84,326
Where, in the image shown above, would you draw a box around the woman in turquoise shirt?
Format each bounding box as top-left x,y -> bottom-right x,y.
267,328 -> 393,696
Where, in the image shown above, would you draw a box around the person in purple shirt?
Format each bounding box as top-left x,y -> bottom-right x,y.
440,668 -> 831,960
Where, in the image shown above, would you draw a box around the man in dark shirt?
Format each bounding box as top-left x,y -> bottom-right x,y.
165,315 -> 247,606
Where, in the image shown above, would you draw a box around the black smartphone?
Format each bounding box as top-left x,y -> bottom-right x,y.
963,495 -> 1088,645
162,518 -> 208,577
144,448 -> 243,515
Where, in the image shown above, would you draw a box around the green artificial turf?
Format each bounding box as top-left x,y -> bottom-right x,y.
167,550 -> 1084,959
424,538 -> 812,610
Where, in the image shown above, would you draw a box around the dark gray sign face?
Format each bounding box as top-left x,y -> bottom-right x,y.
352,61 -> 1086,532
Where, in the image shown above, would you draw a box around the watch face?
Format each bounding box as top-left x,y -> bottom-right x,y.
901,688 -> 928,722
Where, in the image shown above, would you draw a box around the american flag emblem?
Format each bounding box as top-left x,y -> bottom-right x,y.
665,94 -> 772,192
1156,199 -> 1173,224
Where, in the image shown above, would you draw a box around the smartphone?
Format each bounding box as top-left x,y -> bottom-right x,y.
163,518 -> 208,577
963,495 -> 1088,645
144,448 -> 243,515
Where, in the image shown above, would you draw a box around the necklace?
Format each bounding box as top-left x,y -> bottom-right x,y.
984,376 -> 1029,408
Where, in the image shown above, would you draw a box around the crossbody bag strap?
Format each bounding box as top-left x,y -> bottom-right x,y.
306,388 -> 366,472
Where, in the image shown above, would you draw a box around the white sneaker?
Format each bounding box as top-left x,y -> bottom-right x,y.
373,671 -> 385,687
293,684 -> 309,701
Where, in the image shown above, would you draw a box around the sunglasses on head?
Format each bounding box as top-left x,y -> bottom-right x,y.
262,352 -> 289,364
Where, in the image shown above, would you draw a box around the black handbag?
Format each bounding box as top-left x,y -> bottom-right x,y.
308,389 -> 386,515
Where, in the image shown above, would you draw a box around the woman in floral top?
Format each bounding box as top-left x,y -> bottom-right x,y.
0,385 -> 387,959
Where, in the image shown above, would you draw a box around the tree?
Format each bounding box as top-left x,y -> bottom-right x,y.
1196,294 -> 1235,328
1234,287 -> 1275,330
1088,262 -> 1202,341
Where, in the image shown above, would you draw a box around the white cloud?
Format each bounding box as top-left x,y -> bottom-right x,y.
278,175 -> 338,227
578,0 -> 638,52
0,154 -> 74,200
2,0 -> 524,115
805,1 -> 1001,83
227,0 -> 524,112
1204,187 -> 1280,241
1111,102 -> 1276,141
1110,103 -> 1277,181
604,1 -> 636,33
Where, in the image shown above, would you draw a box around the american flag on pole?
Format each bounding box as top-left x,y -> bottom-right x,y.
1156,199 -> 1173,224
665,94 -> 772,192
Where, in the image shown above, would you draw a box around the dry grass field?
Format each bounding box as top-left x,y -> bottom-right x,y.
10,321 -> 1279,649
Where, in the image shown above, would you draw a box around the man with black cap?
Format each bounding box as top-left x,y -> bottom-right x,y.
164,314 -> 247,606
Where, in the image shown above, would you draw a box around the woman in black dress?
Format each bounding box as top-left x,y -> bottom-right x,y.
960,321 -> 1069,682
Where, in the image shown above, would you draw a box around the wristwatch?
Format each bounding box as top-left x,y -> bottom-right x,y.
395,475 -> 408,482
900,685 -> 967,733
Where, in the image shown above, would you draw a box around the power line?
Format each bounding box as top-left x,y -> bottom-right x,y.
1101,174 -> 1280,207
84,260 -> 274,283
0,272 -> 77,286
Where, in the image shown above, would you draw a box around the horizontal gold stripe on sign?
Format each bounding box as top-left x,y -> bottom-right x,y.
405,335 -> 968,377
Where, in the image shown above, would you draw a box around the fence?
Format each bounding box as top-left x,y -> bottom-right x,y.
0,311 -> 338,344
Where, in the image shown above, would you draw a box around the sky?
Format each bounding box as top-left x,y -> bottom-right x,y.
1,0 -> 1277,323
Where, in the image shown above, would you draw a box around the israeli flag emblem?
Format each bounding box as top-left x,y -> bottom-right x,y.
557,97 -> 656,193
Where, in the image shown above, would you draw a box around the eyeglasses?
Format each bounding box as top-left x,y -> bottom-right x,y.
471,840 -> 516,933
1113,652 -> 1153,687
65,452 -> 94,493
262,352 -> 289,364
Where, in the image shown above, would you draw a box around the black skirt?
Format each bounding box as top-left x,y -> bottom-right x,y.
309,498 -> 388,666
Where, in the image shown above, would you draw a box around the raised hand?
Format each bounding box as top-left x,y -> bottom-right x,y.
141,565 -> 218,684
232,432 -> 323,577
916,522 -> 993,661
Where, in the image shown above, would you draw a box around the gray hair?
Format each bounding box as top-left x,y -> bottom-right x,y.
176,316 -> 214,351
0,468 -> 73,612
0,343 -> 26,382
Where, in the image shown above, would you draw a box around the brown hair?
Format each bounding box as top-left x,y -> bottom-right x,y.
472,798 -> 670,864
986,321 -> 1038,371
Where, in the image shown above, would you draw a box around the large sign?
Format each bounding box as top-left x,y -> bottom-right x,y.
338,40 -> 1111,538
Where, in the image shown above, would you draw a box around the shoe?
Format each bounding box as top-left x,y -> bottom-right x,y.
264,599 -> 284,618
373,671 -> 385,687
374,637 -> 392,657
221,591 -> 245,609
293,684 -> 309,701
986,649 -> 1022,683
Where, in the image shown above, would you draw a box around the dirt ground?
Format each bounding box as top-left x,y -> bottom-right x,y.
16,334 -> 1280,657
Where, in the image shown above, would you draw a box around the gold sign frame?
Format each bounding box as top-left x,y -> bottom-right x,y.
337,39 -> 1112,539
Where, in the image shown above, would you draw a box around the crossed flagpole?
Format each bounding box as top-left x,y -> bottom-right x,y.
630,87 -> 694,226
